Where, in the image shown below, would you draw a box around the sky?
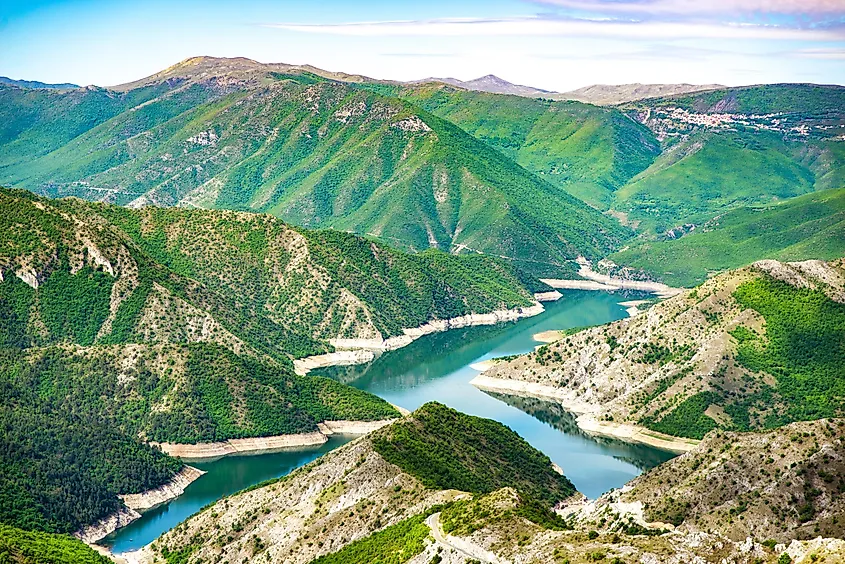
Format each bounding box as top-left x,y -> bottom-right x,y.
1,0 -> 844,91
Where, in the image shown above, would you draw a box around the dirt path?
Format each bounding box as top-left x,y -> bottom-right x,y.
426,513 -> 507,564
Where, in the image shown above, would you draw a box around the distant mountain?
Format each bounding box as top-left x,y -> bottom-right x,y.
0,76 -> 79,89
411,74 -> 554,97
557,83 -> 725,105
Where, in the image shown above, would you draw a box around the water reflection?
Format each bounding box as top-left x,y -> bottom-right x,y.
484,392 -> 675,471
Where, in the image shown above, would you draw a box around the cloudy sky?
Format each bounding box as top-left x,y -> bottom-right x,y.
1,0 -> 844,90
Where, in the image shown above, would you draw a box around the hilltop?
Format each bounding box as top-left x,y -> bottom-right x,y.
475,258 -> 845,442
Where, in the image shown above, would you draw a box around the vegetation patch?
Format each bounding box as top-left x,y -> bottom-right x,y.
371,402 -> 575,507
308,513 -> 431,564
0,524 -> 111,564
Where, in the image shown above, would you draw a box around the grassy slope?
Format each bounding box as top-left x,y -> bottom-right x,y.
609,84 -> 845,233
400,84 -> 660,209
608,187 -> 845,287
0,73 -> 628,277
613,130 -> 818,233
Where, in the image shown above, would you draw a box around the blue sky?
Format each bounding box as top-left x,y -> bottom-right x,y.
1,0 -> 843,90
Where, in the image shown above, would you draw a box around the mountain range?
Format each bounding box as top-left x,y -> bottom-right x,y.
2,56 -> 842,283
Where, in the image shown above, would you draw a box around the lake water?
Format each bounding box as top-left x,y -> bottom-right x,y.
103,290 -> 675,554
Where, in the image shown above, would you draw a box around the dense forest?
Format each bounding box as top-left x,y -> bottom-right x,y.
371,402 -> 575,508
0,525 -> 111,564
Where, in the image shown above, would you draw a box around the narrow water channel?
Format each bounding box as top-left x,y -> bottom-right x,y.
103,290 -> 676,554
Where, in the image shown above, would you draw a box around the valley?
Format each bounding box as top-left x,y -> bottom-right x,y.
1,48 -> 843,564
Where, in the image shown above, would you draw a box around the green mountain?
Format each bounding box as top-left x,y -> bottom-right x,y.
608,187 -> 845,287
612,84 -> 845,234
0,57 -> 630,276
0,186 -> 549,536
480,258 -> 845,440
398,83 -> 662,208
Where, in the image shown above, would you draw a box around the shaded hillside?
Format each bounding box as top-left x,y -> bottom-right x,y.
0,57 -> 629,276
401,84 -> 661,208
608,187 -> 845,287
482,259 -> 845,440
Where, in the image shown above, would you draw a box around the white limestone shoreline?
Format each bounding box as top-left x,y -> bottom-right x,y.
75,466 -> 206,544
541,258 -> 683,299
470,374 -> 699,454
295,301 -> 546,375
153,418 -> 398,461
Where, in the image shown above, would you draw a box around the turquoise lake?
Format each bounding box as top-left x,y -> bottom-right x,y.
102,290 -> 675,554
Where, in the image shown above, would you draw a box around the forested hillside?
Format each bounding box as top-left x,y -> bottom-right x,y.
0,57 -> 630,276
481,258 -> 845,440
1,185 -> 550,537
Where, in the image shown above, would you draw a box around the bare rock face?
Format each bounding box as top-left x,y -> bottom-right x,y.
753,258 -> 845,303
119,466 -> 206,511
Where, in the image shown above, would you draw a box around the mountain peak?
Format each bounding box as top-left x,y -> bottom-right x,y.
411,74 -> 554,97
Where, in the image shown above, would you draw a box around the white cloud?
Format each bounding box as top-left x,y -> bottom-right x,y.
265,16 -> 845,41
533,0 -> 845,16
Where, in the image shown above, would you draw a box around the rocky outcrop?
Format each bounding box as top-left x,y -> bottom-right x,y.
154,431 -> 330,460
119,466 -> 206,511
541,257 -> 682,298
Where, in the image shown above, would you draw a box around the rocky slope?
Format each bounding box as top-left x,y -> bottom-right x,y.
0,187 -> 541,359
474,259 -> 845,442
133,403 -> 575,564
132,406 -> 845,564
